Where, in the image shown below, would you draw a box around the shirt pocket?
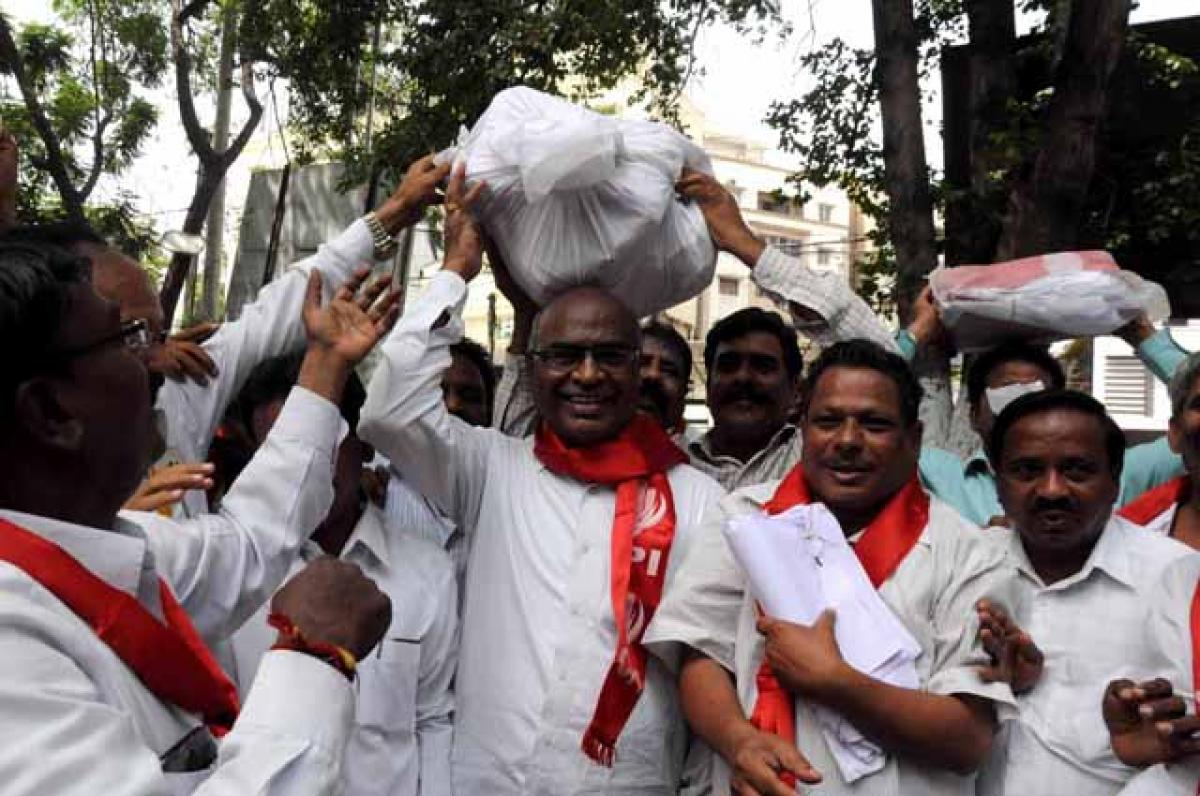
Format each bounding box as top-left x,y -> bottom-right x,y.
357,639 -> 420,732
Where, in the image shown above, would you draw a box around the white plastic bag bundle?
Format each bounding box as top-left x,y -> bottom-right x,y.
929,251 -> 1171,352
437,87 -> 716,316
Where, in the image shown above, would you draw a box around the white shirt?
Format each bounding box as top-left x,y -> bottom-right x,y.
230,504 -> 457,796
643,482 -> 1017,796
976,517 -> 1193,796
385,473 -> 467,605
1112,553 -> 1200,795
0,388 -> 354,795
156,220 -> 375,517
359,270 -> 727,796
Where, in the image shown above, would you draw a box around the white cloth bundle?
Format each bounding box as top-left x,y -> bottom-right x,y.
929,251 -> 1170,352
724,504 -> 922,783
437,86 -> 716,316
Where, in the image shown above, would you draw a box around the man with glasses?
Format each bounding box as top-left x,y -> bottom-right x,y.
0,240 -> 397,793
360,167 -> 726,795
4,156 -> 451,518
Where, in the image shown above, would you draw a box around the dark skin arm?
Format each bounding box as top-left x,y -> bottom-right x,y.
680,648 -> 821,796
758,612 -> 996,775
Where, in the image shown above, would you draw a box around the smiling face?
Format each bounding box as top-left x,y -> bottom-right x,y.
995,408 -> 1117,573
800,366 -> 921,532
530,288 -> 641,447
706,331 -> 796,440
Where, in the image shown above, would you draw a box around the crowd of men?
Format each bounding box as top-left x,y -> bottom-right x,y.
3,131 -> 1200,796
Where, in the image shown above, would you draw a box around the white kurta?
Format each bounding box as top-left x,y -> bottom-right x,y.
230,504 -> 458,796
0,388 -> 353,794
642,481 -> 1018,796
977,518 -> 1193,796
359,270 -> 727,795
155,220 -> 375,517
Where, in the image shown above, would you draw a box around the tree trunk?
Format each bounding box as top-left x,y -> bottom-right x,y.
995,0 -> 1132,259
160,167 -> 223,324
870,0 -> 938,324
945,0 -> 1018,266
200,6 -> 237,322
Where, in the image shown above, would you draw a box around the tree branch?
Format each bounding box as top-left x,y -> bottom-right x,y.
171,0 -> 214,162
78,110 -> 113,201
0,15 -> 86,221
220,59 -> 263,169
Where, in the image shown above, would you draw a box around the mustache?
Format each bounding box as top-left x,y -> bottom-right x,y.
639,379 -> 670,413
1032,495 -> 1075,513
719,383 -> 771,406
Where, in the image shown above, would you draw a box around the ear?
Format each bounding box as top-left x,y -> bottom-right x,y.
1168,416 -> 1183,456
11,378 -> 84,452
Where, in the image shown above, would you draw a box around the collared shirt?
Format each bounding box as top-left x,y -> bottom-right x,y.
687,423 -> 802,492
1111,553 -> 1200,795
0,388 -> 354,795
643,482 -> 1017,796
156,220 -> 375,517
976,517 -> 1193,796
360,270 -> 727,796
230,504 -> 457,796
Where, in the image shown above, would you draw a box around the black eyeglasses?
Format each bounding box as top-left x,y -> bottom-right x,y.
529,344 -> 640,373
50,319 -> 153,361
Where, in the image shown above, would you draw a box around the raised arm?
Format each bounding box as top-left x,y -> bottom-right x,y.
159,156 -> 450,468
359,167 -> 499,531
144,269 -> 401,641
487,236 -> 539,437
676,168 -> 898,353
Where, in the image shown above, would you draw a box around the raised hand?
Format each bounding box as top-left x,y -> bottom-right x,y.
302,266 -> 400,367
976,599 -> 1044,695
730,726 -> 822,795
172,321 -> 221,345
148,332 -> 220,386
907,284 -> 948,349
757,611 -> 850,699
675,167 -> 764,266
123,462 -> 216,513
441,165 -> 488,282
270,556 -> 392,661
375,154 -> 454,234
1104,677 -> 1200,767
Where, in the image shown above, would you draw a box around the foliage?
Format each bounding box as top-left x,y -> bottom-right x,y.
242,0 -> 784,186
765,1 -> 1200,314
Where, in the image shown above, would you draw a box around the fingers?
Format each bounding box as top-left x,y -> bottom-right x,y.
774,739 -> 822,785
356,273 -> 394,316
124,490 -> 186,513
172,321 -> 221,343
144,463 -> 216,494
303,270 -> 324,318
334,266 -> 373,304
445,165 -> 467,206
1140,696 -> 1188,723
374,298 -> 402,337
172,341 -> 219,383
1161,715 -> 1200,758
1015,631 -> 1044,668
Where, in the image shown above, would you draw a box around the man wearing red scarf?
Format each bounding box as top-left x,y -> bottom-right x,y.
644,339 -> 1017,796
0,240 -> 394,793
359,168 -> 725,794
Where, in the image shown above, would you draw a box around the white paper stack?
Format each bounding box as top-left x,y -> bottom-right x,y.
724,503 -> 922,782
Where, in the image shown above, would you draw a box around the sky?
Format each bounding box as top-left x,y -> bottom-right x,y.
8,0 -> 1200,245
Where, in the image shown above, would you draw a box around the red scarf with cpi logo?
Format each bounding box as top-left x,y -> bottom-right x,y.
0,518 -> 240,735
534,413 -> 689,766
1118,476 -> 1188,527
749,465 -> 929,786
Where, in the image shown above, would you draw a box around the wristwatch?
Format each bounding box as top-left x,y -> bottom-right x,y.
364,211 -> 399,260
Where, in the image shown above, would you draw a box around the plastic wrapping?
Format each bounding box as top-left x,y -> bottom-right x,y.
929,251 -> 1171,352
437,87 -> 716,316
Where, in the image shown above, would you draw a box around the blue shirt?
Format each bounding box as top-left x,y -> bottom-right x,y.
898,328 -> 1188,526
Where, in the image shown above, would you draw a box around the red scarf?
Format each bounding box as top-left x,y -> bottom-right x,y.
534,413 -> 688,766
1118,476 -> 1188,527
751,465 -> 930,785
0,518 -> 240,735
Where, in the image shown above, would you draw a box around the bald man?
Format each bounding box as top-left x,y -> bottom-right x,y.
360,168 -> 725,795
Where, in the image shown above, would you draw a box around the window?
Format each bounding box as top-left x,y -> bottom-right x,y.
718,276 -> 740,297
816,247 -> 833,267
818,203 -> 835,223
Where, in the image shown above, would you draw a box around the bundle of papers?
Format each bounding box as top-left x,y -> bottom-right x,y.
929,251 -> 1170,352
436,86 -> 717,317
724,503 -> 922,783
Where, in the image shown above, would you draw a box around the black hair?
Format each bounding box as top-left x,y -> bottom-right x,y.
0,241 -> 92,421
986,389 -> 1125,479
966,341 -> 1066,408
235,351 -> 366,438
449,337 -> 497,407
1,222 -> 108,251
641,319 -> 693,379
703,307 -> 803,379
799,338 -> 924,426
